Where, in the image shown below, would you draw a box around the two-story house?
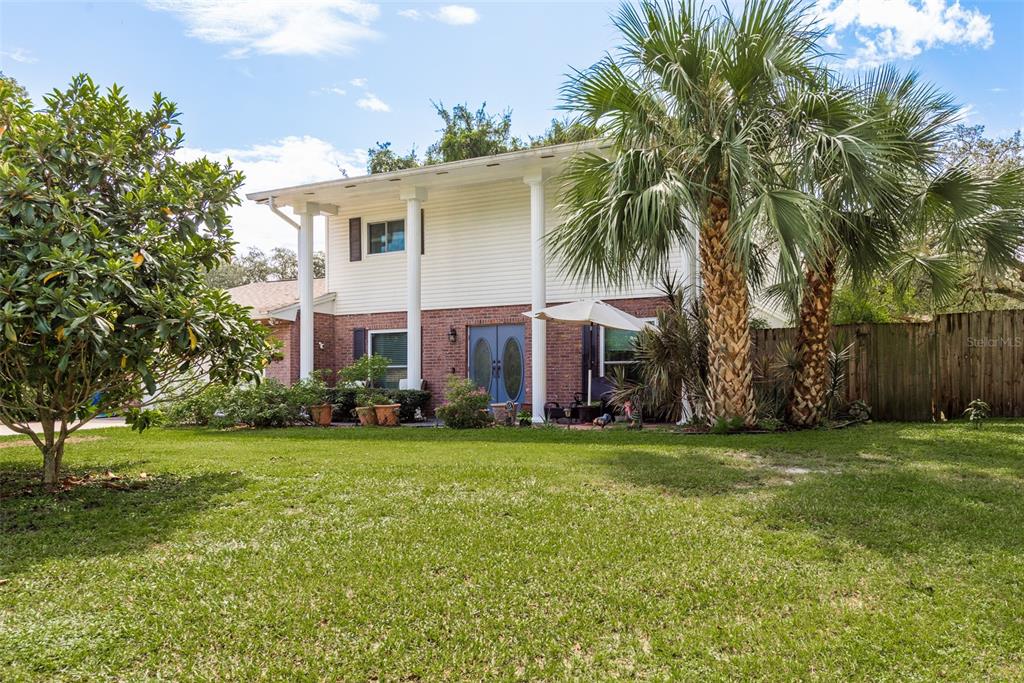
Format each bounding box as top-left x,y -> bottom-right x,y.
245,141 -> 785,422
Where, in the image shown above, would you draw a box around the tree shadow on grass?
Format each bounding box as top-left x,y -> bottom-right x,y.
594,426 -> 1024,558
738,424 -> 1024,558
599,448 -> 764,498
0,460 -> 244,578
754,465 -> 1024,558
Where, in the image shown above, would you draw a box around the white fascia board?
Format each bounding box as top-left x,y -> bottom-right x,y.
266,293 -> 337,322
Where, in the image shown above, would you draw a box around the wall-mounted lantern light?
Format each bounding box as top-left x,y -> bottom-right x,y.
448,327 -> 458,344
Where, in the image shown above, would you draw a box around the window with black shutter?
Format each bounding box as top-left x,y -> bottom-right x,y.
353,328 -> 366,360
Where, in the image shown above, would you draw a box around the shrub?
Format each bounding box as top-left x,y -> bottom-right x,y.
963,398 -> 990,428
164,380 -> 308,428
329,387 -> 430,421
126,407 -> 165,432
167,375 -> 431,427
391,389 -> 431,422
291,370 -> 330,408
164,384 -> 232,426
338,355 -> 390,388
436,376 -> 493,429
328,387 -> 359,421
606,275 -> 707,423
224,380 -> 303,428
710,416 -> 746,434
355,387 -> 388,408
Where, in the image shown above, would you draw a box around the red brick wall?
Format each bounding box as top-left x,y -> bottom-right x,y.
264,312 -> 338,386
314,297 -> 669,411
312,312 -> 337,378
264,321 -> 296,385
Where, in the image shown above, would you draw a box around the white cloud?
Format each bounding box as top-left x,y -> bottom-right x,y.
356,93 -> 390,112
815,0 -> 993,68
147,0 -> 381,57
398,5 -> 479,25
956,103 -> 977,123
349,77 -> 368,87
179,136 -> 366,251
990,87 -> 1007,94
311,85 -> 347,96
0,47 -> 38,64
435,5 -> 479,25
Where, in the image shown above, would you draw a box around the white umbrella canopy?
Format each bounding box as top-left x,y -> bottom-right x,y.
523,299 -> 650,331
523,299 -> 651,404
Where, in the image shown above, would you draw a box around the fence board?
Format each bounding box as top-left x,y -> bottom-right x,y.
753,309 -> 1024,421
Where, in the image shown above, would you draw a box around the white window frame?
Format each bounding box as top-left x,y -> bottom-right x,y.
599,318 -> 657,376
365,217 -> 406,256
368,328 -> 408,383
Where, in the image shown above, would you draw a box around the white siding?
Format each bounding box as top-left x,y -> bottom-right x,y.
327,177 -> 692,316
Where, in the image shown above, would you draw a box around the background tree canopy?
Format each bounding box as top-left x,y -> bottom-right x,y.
0,74 -> 271,483
366,141 -> 420,175
205,247 -> 325,289
365,105 -> 597,174
831,124 -> 1024,323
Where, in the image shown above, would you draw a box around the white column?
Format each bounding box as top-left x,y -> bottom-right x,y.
401,187 -> 427,389
525,173 -> 547,423
678,219 -> 700,424
298,209 -> 315,380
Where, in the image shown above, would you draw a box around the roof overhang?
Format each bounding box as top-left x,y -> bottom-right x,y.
263,292 -> 337,322
246,140 -> 607,213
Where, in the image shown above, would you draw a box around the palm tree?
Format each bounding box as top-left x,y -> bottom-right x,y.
551,0 -> 838,426
785,69 -> 1024,426
784,69 -> 957,426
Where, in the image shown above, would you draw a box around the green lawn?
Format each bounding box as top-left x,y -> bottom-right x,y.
2,422 -> 1022,681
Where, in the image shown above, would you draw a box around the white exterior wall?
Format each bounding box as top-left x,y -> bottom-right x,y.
326,178 -> 689,316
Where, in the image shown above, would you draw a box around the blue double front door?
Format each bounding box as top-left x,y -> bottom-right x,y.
468,324 -> 525,404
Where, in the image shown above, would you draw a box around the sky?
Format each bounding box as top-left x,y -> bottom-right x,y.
2,0 -> 1023,252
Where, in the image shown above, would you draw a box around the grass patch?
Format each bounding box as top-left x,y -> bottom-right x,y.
2,422 -> 1022,680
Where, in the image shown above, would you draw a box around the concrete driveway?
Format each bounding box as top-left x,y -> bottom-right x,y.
0,417 -> 127,437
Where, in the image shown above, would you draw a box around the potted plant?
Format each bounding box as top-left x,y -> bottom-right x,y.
354,388 -> 380,426
294,370 -> 333,427
516,409 -> 532,427
373,398 -> 401,426
341,356 -> 393,426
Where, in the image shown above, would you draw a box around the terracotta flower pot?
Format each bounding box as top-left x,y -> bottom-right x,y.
355,406 -> 378,426
374,403 -> 401,427
309,404 -> 333,427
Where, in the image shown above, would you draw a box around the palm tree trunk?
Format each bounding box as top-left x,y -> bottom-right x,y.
699,194 -> 757,427
786,257 -> 837,427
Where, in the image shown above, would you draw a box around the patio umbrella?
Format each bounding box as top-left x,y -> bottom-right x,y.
523,299 -> 650,402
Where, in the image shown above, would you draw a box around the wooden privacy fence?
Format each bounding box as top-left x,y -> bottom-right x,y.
752,310 -> 1024,421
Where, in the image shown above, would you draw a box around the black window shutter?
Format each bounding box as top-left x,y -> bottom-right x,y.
349,217 -> 362,261
420,208 -> 425,255
353,328 -> 366,360
581,326 -> 593,398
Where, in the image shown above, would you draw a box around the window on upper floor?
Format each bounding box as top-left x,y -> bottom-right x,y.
367,219 -> 405,254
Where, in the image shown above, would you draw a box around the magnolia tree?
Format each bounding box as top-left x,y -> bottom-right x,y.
0,75 -> 271,483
